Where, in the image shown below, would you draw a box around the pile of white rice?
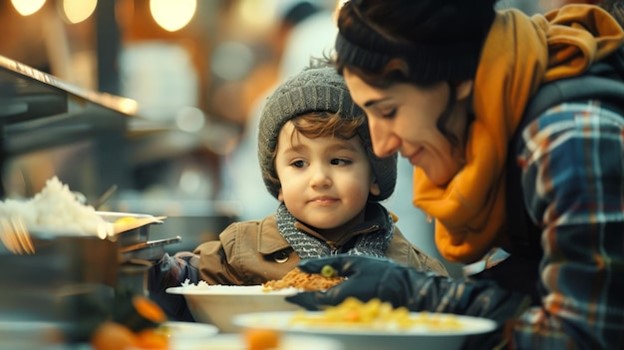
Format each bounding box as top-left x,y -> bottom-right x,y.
0,176 -> 114,238
178,279 -> 301,295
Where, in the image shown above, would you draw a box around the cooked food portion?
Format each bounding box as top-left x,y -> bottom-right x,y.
262,267 -> 344,292
0,176 -> 114,238
290,297 -> 463,331
176,281 -> 297,295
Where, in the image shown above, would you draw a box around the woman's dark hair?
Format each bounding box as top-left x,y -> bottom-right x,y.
333,0 -> 495,148
334,0 -> 497,85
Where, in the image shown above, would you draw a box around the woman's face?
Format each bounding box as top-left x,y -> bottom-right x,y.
343,68 -> 470,186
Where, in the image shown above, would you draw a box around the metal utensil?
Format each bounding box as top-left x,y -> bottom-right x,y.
0,216 -> 35,255
92,184 -> 118,209
119,236 -> 182,261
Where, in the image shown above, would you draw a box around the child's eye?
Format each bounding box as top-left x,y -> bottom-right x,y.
291,160 -> 306,168
330,158 -> 352,166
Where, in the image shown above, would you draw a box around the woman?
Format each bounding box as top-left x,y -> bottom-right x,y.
287,1 -> 624,349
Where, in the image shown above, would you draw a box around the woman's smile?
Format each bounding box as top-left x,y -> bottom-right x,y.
405,147 -> 425,166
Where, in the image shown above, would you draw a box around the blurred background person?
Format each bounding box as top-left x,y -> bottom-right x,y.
216,0 -> 332,222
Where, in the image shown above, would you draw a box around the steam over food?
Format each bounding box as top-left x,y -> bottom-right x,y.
263,267 -> 344,292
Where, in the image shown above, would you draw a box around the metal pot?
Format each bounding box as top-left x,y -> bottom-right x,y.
0,233 -> 120,343
2,233 -> 120,287
96,211 -> 184,266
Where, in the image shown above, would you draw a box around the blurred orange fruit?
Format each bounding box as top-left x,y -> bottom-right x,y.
91,321 -> 138,350
244,328 -> 281,350
135,328 -> 169,349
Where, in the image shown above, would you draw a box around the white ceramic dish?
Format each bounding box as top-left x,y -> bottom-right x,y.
163,321 -> 219,348
166,285 -> 302,333
233,311 -> 498,350
168,333 -> 343,350
97,211 -> 166,235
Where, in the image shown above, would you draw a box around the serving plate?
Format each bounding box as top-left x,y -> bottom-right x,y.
233,311 -> 497,350
163,321 -> 219,348
97,211 -> 166,235
167,333 -> 343,350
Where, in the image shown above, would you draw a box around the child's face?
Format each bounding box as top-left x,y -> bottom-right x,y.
275,122 -> 380,230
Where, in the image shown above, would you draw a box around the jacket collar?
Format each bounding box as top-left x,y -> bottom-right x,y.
257,203 -> 391,255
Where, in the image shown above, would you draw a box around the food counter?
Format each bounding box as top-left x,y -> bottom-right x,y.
0,55 -> 157,348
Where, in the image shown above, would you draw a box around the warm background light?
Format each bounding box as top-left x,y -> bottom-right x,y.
62,0 -> 97,24
149,0 -> 197,32
11,0 -> 46,16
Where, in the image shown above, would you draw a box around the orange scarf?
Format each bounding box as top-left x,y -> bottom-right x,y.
413,5 -> 624,264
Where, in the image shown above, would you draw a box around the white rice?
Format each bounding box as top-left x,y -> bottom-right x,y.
178,279 -> 301,296
0,176 -> 114,238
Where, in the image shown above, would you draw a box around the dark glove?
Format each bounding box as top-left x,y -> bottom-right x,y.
286,255 -> 530,332
147,252 -> 199,321
148,252 -> 199,292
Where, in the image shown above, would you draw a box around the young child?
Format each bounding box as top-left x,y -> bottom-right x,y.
148,65 -> 447,319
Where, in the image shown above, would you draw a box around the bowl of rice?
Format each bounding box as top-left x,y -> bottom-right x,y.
0,176 -> 116,239
166,282 -> 301,333
166,268 -> 345,333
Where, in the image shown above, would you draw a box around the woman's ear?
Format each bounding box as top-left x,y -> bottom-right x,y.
456,80 -> 474,101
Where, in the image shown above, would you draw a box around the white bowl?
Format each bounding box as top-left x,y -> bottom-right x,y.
166,285 -> 302,333
169,333 -> 344,350
233,311 -> 498,350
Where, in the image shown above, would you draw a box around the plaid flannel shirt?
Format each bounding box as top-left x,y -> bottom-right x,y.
512,101 -> 624,349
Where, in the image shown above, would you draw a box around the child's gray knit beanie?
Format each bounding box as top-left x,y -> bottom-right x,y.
257,65 -> 397,201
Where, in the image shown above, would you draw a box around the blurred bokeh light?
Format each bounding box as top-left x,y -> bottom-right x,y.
11,0 -> 46,16
149,0 -> 197,32
61,0 -> 97,24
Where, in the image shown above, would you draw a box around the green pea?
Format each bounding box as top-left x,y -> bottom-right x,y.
321,265 -> 336,278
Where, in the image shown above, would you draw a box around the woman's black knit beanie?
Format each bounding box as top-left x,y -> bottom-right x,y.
335,0 -> 497,84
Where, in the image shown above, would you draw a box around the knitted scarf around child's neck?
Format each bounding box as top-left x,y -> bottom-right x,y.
275,202 -> 393,259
